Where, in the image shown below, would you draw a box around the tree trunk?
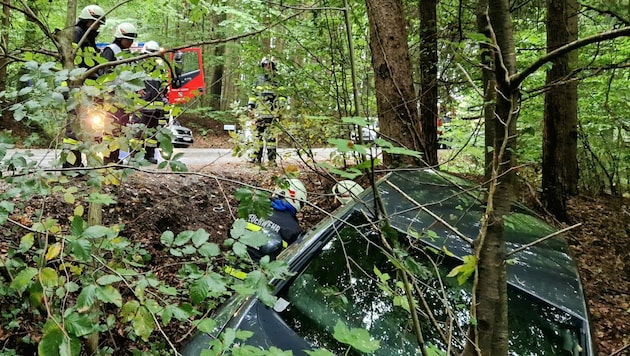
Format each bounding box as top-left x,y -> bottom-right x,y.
209,13 -> 227,110
477,0 -> 497,180
463,1 -> 517,354
542,0 -> 579,221
419,0 -> 439,167
0,3 -> 9,129
366,0 -> 425,167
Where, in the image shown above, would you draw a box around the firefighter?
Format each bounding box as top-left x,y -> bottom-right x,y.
238,178 -> 307,262
62,4 -> 106,169
133,40 -> 169,164
246,57 -> 286,165
99,22 -> 138,165
74,5 -> 106,72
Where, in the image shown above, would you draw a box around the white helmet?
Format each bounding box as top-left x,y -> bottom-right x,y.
142,40 -> 160,54
113,22 -> 138,40
273,178 -> 307,212
332,180 -> 364,205
78,5 -> 106,24
261,56 -> 276,70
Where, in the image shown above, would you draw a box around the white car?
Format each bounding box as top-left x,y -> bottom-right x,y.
350,119 -> 379,143
168,120 -> 194,148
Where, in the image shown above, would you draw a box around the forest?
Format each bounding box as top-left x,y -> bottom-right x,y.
0,0 -> 629,355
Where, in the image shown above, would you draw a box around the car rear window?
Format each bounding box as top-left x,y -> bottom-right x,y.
277,211 -> 584,355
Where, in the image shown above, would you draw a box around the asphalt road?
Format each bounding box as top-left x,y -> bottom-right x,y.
4,148 -> 339,169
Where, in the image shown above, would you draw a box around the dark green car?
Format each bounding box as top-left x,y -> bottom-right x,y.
182,169 -> 594,355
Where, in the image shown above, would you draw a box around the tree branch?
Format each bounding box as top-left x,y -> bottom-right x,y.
511,26 -> 630,88
580,3 -> 629,26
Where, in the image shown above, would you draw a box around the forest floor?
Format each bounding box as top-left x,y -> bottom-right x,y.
1,116 -> 630,355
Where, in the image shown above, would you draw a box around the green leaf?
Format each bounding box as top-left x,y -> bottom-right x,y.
447,255 -> 477,285
381,146 -> 422,158
19,233 -> 35,253
328,138 -> 356,153
191,228 -> 210,247
39,267 -> 59,288
10,267 -> 38,292
120,300 -> 140,322
467,32 -> 491,43
82,225 -> 112,239
132,306 -> 155,341
234,188 -> 272,219
169,304 -> 194,321
86,192 -> 117,205
182,245 -> 197,255
65,311 -> 97,337
38,323 -> 63,356
76,284 -> 98,312
239,230 -> 270,248
70,215 -> 84,237
158,285 -> 178,296
196,318 -> 217,333
96,285 -> 123,307
205,273 -> 227,294
232,241 -> 248,257
190,277 -> 209,305
160,230 -> 174,246
332,320 -> 380,353
174,230 -> 193,246
70,238 -> 92,262
63,192 -> 75,204
0,201 -> 15,224
96,274 -> 123,285
59,334 -> 81,356
197,242 -> 221,257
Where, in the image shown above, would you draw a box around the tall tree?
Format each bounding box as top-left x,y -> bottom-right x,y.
419,0 -> 439,167
542,0 -> 579,221
366,0 -> 424,167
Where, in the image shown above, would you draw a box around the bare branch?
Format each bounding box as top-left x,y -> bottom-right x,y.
511,26 -> 630,88
580,3 -> 630,26
505,223 -> 583,258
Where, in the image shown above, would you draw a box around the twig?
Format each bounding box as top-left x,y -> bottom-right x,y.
505,223 -> 582,258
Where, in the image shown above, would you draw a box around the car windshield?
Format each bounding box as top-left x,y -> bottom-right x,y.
277,210 -> 584,355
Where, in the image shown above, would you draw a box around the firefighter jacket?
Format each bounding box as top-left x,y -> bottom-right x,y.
141,59 -> 169,106
247,74 -> 287,119
244,198 -> 302,261
73,22 -> 101,79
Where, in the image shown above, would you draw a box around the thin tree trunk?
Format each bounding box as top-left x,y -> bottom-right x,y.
463,0 -> 516,354
542,0 -> 579,221
0,3 -> 9,129
366,0 -> 424,167
419,0 -> 439,167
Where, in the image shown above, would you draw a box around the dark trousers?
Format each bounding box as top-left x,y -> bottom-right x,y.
134,108 -> 164,161
252,117 -> 276,163
102,108 -> 129,165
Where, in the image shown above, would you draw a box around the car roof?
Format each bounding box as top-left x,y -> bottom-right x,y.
344,169 -> 587,319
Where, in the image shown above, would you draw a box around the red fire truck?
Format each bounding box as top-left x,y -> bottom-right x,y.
97,43 -> 205,104
167,47 -> 205,104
